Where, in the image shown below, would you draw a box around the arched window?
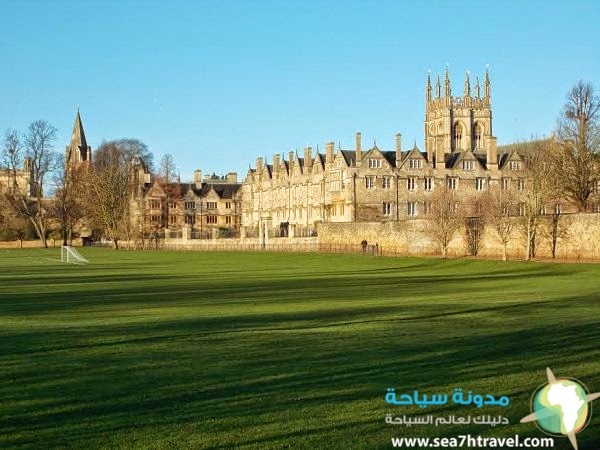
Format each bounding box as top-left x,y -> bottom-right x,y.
453,122 -> 464,150
473,123 -> 483,149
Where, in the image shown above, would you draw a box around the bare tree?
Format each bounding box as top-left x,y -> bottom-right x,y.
88,141 -> 133,249
516,140 -> 561,260
52,156 -> 86,245
555,81 -> 600,211
539,211 -> 570,259
423,186 -> 463,258
2,122 -> 58,247
484,187 -> 516,261
0,195 -> 28,247
157,153 -> 181,228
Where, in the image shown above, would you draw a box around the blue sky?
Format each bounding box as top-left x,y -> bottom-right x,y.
1,0 -> 599,180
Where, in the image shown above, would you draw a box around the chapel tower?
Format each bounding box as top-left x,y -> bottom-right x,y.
424,66 -> 496,167
66,109 -> 92,167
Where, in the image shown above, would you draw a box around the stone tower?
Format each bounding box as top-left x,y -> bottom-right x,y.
424,66 -> 496,167
66,109 -> 92,167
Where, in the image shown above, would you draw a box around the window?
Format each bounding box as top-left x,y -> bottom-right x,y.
407,202 -> 417,216
383,202 -> 392,216
501,178 -> 510,190
206,201 -> 217,209
555,204 -> 562,214
338,203 -> 345,216
410,159 -> 422,169
225,215 -> 232,224
185,201 -> 196,210
509,161 -> 522,170
540,205 -> 547,215
463,160 -> 474,170
368,158 -> 382,168
225,202 -> 231,209
424,177 -> 433,191
168,201 -> 177,209
365,176 -> 375,189
517,178 -> 525,191
169,215 -> 177,225
151,215 -> 160,222
150,201 -> 161,209
382,176 -> 391,189
206,215 -> 217,224
423,201 -> 431,215
185,215 -> 195,225
502,202 -> 509,215
473,123 -> 483,149
407,177 -> 416,191
447,177 -> 458,190
475,177 -> 485,190
454,122 -> 464,149
518,203 -> 525,216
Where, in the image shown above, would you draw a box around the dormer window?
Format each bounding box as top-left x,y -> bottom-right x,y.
509,161 -> 522,170
368,158 -> 382,168
463,160 -> 474,170
409,159 -> 422,169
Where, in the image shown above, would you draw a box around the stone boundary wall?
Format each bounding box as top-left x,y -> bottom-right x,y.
316,213 -> 600,261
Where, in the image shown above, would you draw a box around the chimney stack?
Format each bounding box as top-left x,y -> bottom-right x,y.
304,146 -> 312,172
256,157 -> 263,174
395,133 -> 402,167
273,153 -> 281,170
326,142 -> 334,164
227,172 -> 237,183
486,136 -> 498,169
288,151 -> 294,170
194,169 -> 202,189
355,132 -> 362,166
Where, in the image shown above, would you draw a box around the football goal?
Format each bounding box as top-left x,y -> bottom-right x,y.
60,246 -> 89,264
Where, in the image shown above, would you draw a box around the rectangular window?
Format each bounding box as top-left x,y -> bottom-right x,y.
510,161 -> 522,170
447,177 -> 458,190
475,177 -> 485,190
206,201 -> 217,209
383,202 -> 392,216
554,204 -> 562,214
365,176 -> 375,189
168,201 -> 177,209
206,215 -> 217,224
225,202 -> 231,209
407,177 -> 416,191
151,214 -> 160,222
185,215 -> 195,225
517,178 -> 525,191
382,176 -> 391,189
185,201 -> 196,210
518,203 -> 525,216
150,201 -> 161,209
501,178 -> 510,190
225,215 -> 232,224
463,160 -> 474,170
368,158 -> 382,168
410,159 -> 422,169
423,201 -> 431,215
169,215 -> 177,225
424,177 -> 433,191
502,202 -> 509,215
407,202 -> 417,216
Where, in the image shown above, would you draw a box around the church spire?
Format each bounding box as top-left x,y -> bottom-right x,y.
66,109 -> 91,165
484,65 -> 491,99
464,71 -> 471,97
444,65 -> 451,98
435,74 -> 441,98
475,76 -> 481,98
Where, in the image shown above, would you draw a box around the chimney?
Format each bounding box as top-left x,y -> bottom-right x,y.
395,133 -> 402,167
355,132 -> 362,166
486,136 -> 498,169
256,157 -> 263,174
288,151 -> 294,170
227,172 -> 237,183
194,169 -> 202,189
273,153 -> 281,170
304,146 -> 312,170
326,142 -> 334,164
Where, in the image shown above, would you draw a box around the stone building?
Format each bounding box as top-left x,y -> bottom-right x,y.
241,67 -> 558,237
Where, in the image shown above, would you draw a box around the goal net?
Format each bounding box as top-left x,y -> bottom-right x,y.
60,246 -> 89,264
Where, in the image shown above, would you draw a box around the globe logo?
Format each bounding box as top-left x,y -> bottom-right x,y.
521,368 -> 600,450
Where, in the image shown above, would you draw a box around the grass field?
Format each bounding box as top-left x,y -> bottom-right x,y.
0,248 -> 599,449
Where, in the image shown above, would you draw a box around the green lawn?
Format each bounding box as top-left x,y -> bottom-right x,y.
0,248 -> 599,449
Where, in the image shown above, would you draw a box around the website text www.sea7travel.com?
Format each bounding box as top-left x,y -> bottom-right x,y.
391,434 -> 554,448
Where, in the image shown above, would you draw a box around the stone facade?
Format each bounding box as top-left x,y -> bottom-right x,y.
241,67 -> 559,237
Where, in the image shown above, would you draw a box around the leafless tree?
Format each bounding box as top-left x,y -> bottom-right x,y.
2,122 -> 58,247
88,141 -> 133,249
516,140 -> 561,260
423,186 -> 463,258
555,81 -> 600,211
0,195 -> 28,247
484,187 -> 516,261
157,153 -> 181,228
52,156 -> 87,245
539,212 -> 570,259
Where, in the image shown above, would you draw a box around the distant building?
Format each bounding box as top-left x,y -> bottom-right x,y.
241,67 -> 566,238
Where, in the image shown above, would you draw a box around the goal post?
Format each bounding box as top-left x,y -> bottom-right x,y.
61,246 -> 89,264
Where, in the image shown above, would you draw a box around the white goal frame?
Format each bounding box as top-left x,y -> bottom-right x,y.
60,246 -> 89,264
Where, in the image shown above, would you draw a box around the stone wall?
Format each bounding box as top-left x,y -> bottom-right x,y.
316,213 -> 600,261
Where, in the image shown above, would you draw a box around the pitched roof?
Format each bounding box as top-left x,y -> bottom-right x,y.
70,110 -> 88,150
